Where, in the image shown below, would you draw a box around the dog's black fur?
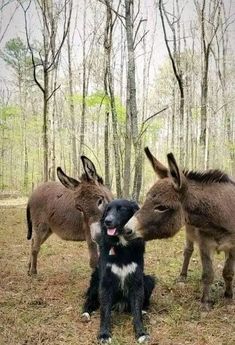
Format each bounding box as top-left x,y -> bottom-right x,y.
82,199 -> 155,344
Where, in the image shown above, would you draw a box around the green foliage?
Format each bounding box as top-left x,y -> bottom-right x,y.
70,90 -> 126,123
1,37 -> 32,78
1,37 -> 27,66
71,91 -> 108,107
0,105 -> 20,127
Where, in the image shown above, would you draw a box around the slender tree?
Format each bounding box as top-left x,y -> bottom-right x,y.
194,0 -> 221,168
19,0 -> 72,181
159,0 -> 185,165
103,0 -> 122,196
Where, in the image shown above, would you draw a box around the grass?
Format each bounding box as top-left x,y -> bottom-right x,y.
0,207 -> 234,345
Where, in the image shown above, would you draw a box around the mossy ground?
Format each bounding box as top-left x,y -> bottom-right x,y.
0,207 -> 234,345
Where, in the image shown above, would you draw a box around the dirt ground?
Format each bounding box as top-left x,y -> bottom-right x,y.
0,207 -> 234,345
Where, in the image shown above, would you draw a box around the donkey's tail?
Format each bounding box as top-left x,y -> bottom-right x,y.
26,204 -> 32,240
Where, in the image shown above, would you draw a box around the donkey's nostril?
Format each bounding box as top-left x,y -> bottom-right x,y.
125,227 -> 133,236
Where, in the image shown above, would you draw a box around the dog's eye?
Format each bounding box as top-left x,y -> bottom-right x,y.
154,205 -> 169,213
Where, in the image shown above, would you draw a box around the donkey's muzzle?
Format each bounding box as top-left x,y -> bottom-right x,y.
124,226 -> 133,237
123,215 -> 143,240
90,222 -> 102,243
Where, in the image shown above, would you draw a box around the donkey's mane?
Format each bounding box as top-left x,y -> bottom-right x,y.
183,169 -> 234,185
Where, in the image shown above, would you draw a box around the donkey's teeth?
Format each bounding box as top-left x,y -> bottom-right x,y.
107,228 -> 116,236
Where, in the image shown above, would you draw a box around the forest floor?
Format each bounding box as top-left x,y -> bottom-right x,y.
0,207 -> 235,345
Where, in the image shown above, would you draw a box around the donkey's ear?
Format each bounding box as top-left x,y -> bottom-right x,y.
81,156 -> 101,182
57,167 -> 81,190
167,153 -> 182,190
144,147 -> 168,179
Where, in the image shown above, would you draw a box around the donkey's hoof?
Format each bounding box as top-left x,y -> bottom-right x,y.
138,334 -> 150,343
200,302 -> 212,312
224,291 -> 233,300
81,312 -> 91,322
28,269 -> 37,276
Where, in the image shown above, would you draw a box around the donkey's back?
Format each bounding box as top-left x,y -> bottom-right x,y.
28,181 -> 85,242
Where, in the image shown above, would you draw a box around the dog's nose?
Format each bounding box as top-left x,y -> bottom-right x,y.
104,216 -> 114,227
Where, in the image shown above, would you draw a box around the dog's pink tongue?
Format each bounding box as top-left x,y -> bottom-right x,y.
107,228 -> 116,236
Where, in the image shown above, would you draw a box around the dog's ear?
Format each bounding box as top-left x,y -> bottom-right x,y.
131,201 -> 140,213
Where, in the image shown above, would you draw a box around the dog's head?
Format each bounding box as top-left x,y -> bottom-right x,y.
101,199 -> 139,241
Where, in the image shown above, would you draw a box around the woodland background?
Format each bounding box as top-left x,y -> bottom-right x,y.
0,0 -> 235,202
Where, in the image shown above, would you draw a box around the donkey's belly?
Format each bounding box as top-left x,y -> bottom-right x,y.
188,227 -> 235,252
216,236 -> 235,252
199,232 -> 235,252
51,226 -> 86,241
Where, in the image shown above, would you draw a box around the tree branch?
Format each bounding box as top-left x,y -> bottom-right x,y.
0,2 -> 19,44
47,0 -> 73,71
134,30 -> 149,50
159,0 -> 184,98
98,0 -> 126,28
46,84 -> 61,102
133,18 -> 147,45
137,106 -> 169,140
18,0 -> 45,94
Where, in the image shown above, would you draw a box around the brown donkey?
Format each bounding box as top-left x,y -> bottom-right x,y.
27,156 -> 112,275
124,147 -> 235,308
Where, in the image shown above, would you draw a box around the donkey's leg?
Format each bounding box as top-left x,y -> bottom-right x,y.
223,249 -> 235,299
28,224 -> 52,275
82,267 -> 100,321
87,238 -> 99,270
199,243 -> 214,308
179,236 -> 194,282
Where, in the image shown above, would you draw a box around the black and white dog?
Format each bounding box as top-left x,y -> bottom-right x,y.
82,199 -> 155,344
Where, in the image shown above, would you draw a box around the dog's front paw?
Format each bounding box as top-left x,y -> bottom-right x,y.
137,334 -> 150,343
81,312 -> 91,322
98,333 -> 112,344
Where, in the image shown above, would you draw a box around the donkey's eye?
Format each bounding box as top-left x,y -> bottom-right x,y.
97,197 -> 104,209
154,205 -> 169,213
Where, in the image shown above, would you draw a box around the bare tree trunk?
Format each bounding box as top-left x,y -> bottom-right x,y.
67,29 -> 78,177
1,126 -> 4,190
159,0 -> 185,165
21,0 -> 72,181
104,110 -> 110,187
43,72 -> 49,181
195,0 -> 221,168
124,0 -> 140,200
50,65 -> 59,181
102,0 -> 122,195
78,0 -> 87,174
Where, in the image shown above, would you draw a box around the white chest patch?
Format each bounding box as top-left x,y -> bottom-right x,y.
107,262 -> 137,289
